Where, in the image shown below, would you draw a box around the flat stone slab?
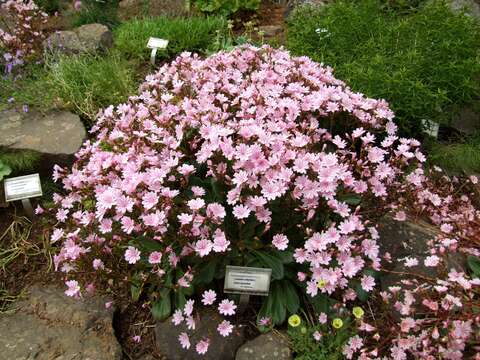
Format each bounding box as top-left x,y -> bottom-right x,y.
155,310 -> 245,360
0,285 -> 122,360
0,109 -> 85,155
235,333 -> 292,360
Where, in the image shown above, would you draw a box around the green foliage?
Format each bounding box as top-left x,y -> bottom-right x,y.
288,316 -> 355,360
286,0 -> 480,137
47,53 -> 137,123
114,16 -> 226,62
35,0 -> 61,14
427,135 -> 480,174
0,161 -> 12,181
189,0 -> 260,16
0,64 -> 55,112
467,256 -> 480,278
0,149 -> 41,174
71,0 -> 120,29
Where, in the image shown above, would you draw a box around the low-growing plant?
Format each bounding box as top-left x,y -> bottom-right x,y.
35,0 -> 61,14
286,0 -> 480,137
0,149 -> 41,174
0,160 -> 12,181
188,0 -> 260,16
71,0 -> 120,29
114,16 -> 226,62
47,53 -> 137,123
0,0 -> 49,73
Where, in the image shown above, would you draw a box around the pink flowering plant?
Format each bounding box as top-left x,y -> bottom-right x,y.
48,45 -> 479,357
0,0 -> 48,73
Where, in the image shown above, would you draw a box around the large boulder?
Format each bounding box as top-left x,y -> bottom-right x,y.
43,23 -> 113,55
450,100 -> 480,136
449,0 -> 480,19
0,108 -> 86,174
155,310 -> 246,360
377,217 -> 467,289
0,285 -> 122,360
235,332 -> 292,360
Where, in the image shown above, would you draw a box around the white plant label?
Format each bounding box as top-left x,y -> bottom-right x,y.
224,266 -> 272,296
4,173 -> 42,202
147,37 -> 169,49
422,119 -> 439,138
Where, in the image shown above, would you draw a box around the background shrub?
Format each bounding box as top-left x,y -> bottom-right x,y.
71,0 -> 120,29
114,16 -> 226,62
286,0 -> 480,137
188,0 -> 261,16
47,53 -> 136,122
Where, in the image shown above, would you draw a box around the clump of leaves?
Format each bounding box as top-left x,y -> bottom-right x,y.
286,0 -> 480,137
71,0 -> 120,29
188,0 -> 260,16
0,160 -> 12,181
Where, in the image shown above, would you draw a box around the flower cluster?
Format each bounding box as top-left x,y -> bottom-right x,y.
0,0 -> 48,73
48,45 -> 479,357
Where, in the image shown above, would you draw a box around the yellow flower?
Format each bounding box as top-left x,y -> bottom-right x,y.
332,318 -> 343,329
317,279 -> 327,289
288,314 -> 301,327
352,306 -> 365,319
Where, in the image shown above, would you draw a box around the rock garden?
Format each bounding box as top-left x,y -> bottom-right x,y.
1,0 -> 480,359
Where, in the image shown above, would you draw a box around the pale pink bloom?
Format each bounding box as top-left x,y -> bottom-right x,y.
217,320 -> 233,337
35,205 -> 44,215
188,198 -> 205,211
318,313 -> 327,324
202,289 -> 217,305
232,204 -> 251,219
191,186 -> 205,197
132,335 -> 141,343
440,223 -> 453,233
195,339 -> 209,355
142,191 -> 158,210
148,251 -> 162,264
92,259 -> 104,270
207,203 -> 226,219
195,239 -> 213,257
51,228 -> 64,243
394,211 -> 406,221
65,280 -> 80,297
404,257 -> 418,267
361,275 -> 375,292
172,309 -> 184,325
218,299 -> 237,316
313,331 -> 322,341
186,316 -> 196,330
124,246 -> 141,264
177,213 -> 193,225
272,234 -> 289,250
213,229 -> 230,252
178,332 -> 190,349
424,255 -> 440,267
184,299 -> 194,316
258,317 -> 271,326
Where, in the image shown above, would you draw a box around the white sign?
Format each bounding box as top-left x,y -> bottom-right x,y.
147,37 -> 169,50
422,119 -> 440,138
224,266 -> 271,296
4,174 -> 43,202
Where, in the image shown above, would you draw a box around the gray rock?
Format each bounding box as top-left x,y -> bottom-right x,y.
450,100 -> 480,136
284,0 -> 329,19
258,25 -> 284,38
0,285 -> 122,360
44,23 -> 113,55
377,218 -> 467,290
0,108 -> 85,174
449,0 -> 480,19
235,332 -> 292,360
155,310 -> 245,360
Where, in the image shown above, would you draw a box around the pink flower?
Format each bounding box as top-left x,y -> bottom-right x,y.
318,313 -> 327,324
92,259 -> 104,270
124,246 -> 141,264
195,339 -> 209,355
65,280 -> 80,297
51,228 -> 64,243
217,320 -> 233,337
132,335 -> 141,343
218,299 -> 237,316
272,234 -> 289,250
188,198 -> 205,211
142,192 -> 159,210
232,204 -> 251,219
35,205 -> 44,214
213,229 -> 230,252
361,275 -> 375,292
313,331 -> 322,341
172,309 -> 184,325
202,289 -> 217,305
207,203 -> 226,219
178,332 -> 190,349
394,211 -> 406,221
195,239 -> 213,257
148,251 -> 162,264
424,255 -> 440,267
184,299 -> 194,316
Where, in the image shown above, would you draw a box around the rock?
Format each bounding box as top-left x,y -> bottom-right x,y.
0,108 -> 85,174
155,310 -> 245,360
284,0 -> 329,19
43,23 -> 113,55
258,25 -> 284,38
235,333 -> 292,360
0,285 -> 122,360
449,0 -> 480,19
450,100 -> 480,136
377,218 -> 467,289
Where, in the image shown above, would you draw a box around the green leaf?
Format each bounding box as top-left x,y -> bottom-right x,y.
251,250 -> 284,280
467,256 -> 480,277
194,257 -> 219,285
175,288 -> 187,309
270,282 -> 287,325
309,293 -> 336,314
282,280 -> 300,314
0,161 -> 12,181
152,289 -> 171,321
130,273 -> 142,301
136,236 -> 163,252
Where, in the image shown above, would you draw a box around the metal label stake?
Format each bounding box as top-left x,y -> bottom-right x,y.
147,37 -> 169,66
